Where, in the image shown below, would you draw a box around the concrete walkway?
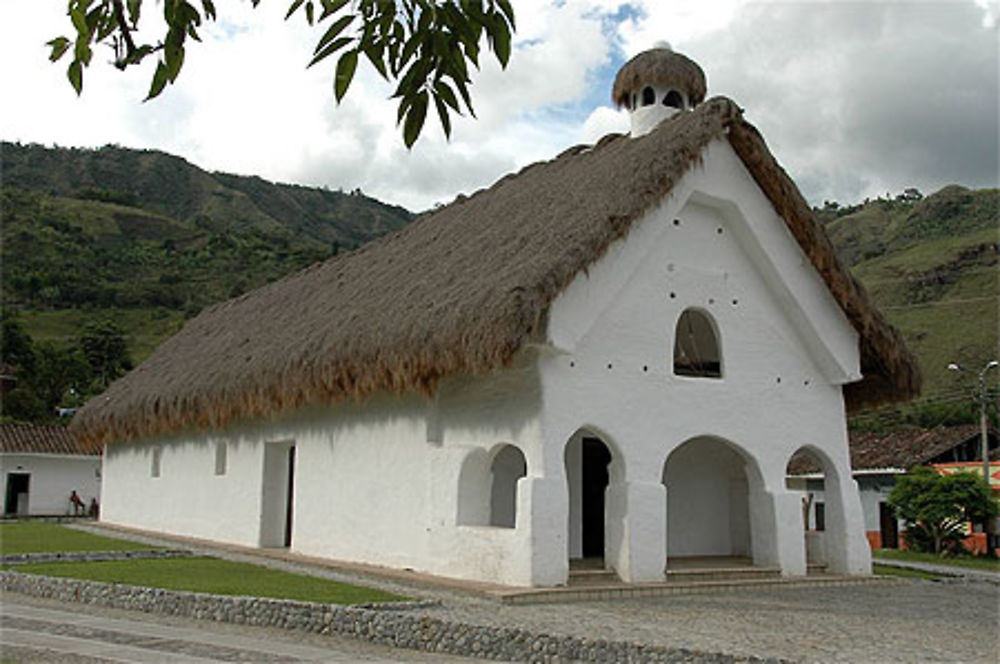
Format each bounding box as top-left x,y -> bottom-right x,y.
872,554 -> 1000,585
36,523 -> 1000,662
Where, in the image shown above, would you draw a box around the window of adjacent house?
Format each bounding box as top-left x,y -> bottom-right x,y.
489,444 -> 527,528
641,86 -> 656,106
215,442 -> 228,476
663,89 -> 684,109
151,446 -> 162,478
815,502 -> 826,531
673,309 -> 722,378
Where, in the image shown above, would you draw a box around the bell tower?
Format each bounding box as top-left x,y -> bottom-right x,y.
612,43 -> 706,137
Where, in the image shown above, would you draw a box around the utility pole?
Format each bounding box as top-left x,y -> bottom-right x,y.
948,360 -> 998,555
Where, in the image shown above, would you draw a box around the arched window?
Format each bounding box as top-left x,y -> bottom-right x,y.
673,309 -> 722,378
641,86 -> 656,106
663,89 -> 684,109
490,444 -> 527,528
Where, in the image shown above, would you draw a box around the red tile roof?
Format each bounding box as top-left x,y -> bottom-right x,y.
0,422 -> 97,456
789,425 -> 997,474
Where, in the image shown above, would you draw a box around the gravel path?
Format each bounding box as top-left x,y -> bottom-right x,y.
66,523 -> 1000,663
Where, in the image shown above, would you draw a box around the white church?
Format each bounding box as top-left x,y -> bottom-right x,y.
74,47 -> 920,588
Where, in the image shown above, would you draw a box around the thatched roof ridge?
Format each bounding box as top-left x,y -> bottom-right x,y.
612,48 -> 707,107
72,97 -> 920,449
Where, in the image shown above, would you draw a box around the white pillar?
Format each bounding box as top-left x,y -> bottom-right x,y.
748,487 -> 807,576
606,480 -> 667,583
824,475 -> 872,575
517,476 -> 568,586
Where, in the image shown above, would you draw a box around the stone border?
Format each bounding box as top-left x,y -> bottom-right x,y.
1,571 -> 789,663
2,549 -> 193,565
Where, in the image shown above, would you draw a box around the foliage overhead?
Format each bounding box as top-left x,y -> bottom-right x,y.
48,0 -> 516,147
888,466 -> 997,555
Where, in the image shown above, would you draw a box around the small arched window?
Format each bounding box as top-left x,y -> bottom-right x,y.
490,445 -> 527,528
641,86 -> 656,106
663,90 -> 684,109
673,309 -> 722,378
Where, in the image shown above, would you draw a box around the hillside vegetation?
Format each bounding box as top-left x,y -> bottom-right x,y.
816,186 -> 999,430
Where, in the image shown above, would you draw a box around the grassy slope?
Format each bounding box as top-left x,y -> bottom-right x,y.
0,523 -> 159,555
13,557 -> 405,604
823,187 -> 999,425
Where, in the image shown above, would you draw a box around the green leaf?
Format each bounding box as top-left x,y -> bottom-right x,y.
433,93 -> 451,139
308,36 -> 351,68
67,60 -> 83,95
305,1 -> 314,25
318,0 -> 349,22
334,49 -> 358,103
363,44 -> 388,79
284,0 -> 306,20
127,0 -> 142,25
46,37 -> 71,62
314,14 -> 353,54
491,17 -> 511,67
496,0 -> 516,29
434,79 -> 460,112
146,62 -> 169,100
402,90 -> 428,148
201,0 -> 216,20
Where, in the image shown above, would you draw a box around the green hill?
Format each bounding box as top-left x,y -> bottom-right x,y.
1,142 -> 412,361
818,186 -> 999,429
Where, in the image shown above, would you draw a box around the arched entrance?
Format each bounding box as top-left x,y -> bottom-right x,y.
662,436 -> 755,564
565,431 -> 615,564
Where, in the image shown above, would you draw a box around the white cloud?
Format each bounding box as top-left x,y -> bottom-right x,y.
1,1 -> 996,212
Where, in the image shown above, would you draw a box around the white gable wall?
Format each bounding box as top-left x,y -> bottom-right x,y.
538,138 -> 870,581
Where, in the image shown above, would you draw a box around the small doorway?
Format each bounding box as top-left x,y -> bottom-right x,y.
581,438 -> 611,558
260,442 -> 295,548
4,473 -> 30,515
879,501 -> 898,549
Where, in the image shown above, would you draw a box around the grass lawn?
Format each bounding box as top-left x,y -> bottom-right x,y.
11,557 -> 406,605
874,549 -> 1000,572
0,522 -> 160,555
872,563 -> 944,581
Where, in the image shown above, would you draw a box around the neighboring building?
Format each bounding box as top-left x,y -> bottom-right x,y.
73,47 -> 920,587
1,422 -> 101,516
788,425 -> 999,552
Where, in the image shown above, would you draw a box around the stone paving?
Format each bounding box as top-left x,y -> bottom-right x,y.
55,523 -> 1000,663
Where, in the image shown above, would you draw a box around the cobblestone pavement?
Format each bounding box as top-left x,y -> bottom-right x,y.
0,595 -> 479,663
67,524 -> 1000,663
872,555 -> 1000,584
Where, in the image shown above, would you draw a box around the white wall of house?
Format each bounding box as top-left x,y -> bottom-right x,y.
98,136 -> 874,587
1,453 -> 101,515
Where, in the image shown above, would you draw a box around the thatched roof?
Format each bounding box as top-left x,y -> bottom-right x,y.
788,425 -> 998,474
72,96 -> 921,449
1,422 -> 97,456
612,48 -> 707,108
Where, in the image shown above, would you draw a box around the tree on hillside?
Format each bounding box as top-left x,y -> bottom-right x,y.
79,319 -> 133,389
48,0 -> 515,147
888,466 -> 997,555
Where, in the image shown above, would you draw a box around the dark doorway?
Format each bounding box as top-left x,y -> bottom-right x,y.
4,473 -> 30,515
581,438 -> 611,558
879,501 -> 898,549
284,446 -> 296,548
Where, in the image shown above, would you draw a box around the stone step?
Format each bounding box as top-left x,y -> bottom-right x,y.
567,568 -> 620,586
807,563 -> 828,576
665,566 -> 781,583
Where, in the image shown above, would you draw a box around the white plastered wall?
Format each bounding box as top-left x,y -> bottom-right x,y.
1,454 -> 101,515
538,138 -> 872,581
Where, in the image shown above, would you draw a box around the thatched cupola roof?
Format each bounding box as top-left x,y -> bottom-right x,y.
72,97 -> 921,449
612,46 -> 707,110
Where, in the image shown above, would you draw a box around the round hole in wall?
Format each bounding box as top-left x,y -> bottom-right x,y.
732,299 -> 738,306
667,263 -> 675,272
607,363 -> 613,370
643,365 -> 649,372
716,227 -> 724,234
804,379 -> 810,386
776,376 -> 782,384
669,292 -> 676,299
708,298 -> 715,305
673,219 -> 680,226
570,361 -> 575,368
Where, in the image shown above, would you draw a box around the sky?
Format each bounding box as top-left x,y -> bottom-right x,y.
1,1 -> 997,213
